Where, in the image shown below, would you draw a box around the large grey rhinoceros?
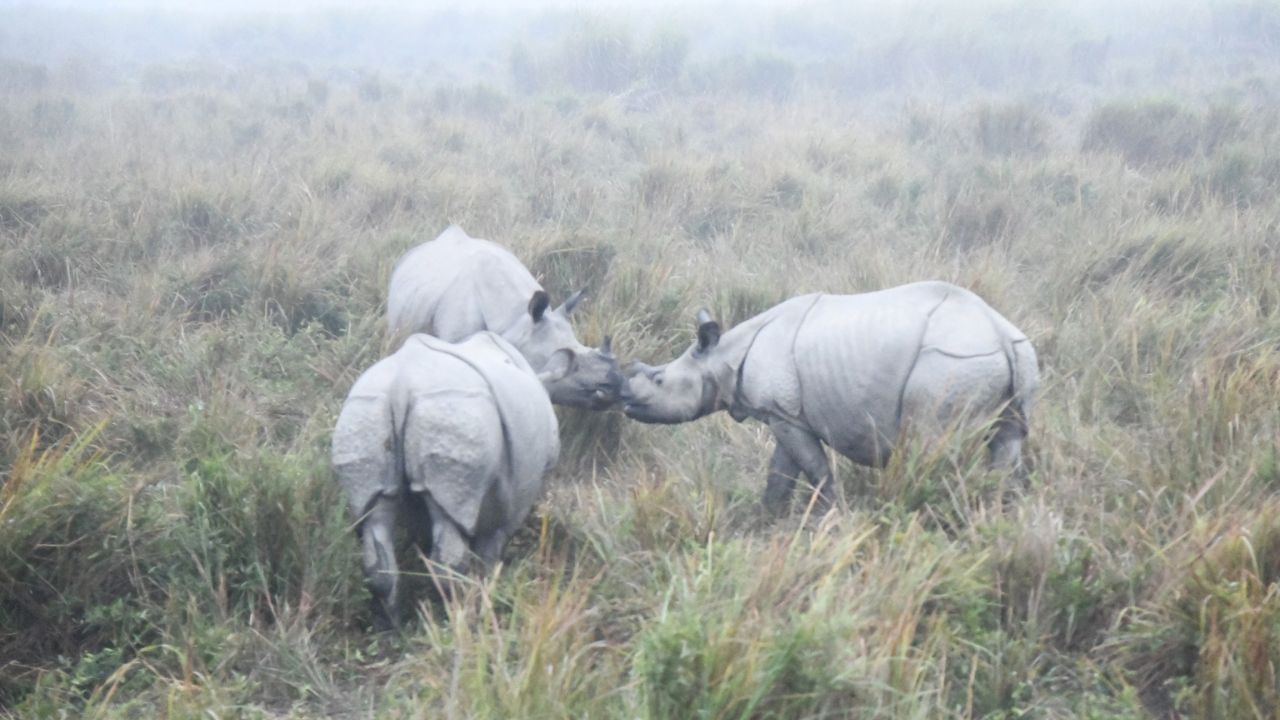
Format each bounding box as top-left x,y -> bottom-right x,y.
332,331 -> 564,627
387,225 -> 622,410
621,281 -> 1040,514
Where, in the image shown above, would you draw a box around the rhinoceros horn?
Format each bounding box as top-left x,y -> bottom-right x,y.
560,289 -> 587,315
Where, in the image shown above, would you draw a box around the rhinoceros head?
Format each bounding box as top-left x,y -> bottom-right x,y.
511,289 -> 623,410
621,309 -> 723,424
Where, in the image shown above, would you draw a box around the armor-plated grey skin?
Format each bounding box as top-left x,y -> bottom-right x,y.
621,281 -> 1040,514
332,332 -> 562,628
387,225 -> 622,410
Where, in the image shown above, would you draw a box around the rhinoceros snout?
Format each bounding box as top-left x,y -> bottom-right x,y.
606,367 -> 624,390
618,382 -> 635,404
592,384 -> 619,406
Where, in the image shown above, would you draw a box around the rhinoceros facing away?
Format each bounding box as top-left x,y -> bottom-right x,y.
621,281 -> 1040,514
387,225 -> 622,410
332,332 -> 563,627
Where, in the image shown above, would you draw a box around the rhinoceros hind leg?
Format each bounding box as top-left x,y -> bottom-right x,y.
360,495 -> 401,631
987,402 -> 1027,471
770,421 -> 835,514
473,527 -> 511,566
422,495 -> 472,600
763,443 -> 801,515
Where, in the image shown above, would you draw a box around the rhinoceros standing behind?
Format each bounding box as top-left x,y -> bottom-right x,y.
332,331 -> 565,627
621,281 -> 1040,514
387,225 -> 622,410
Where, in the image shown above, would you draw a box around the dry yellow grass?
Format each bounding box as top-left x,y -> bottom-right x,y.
3,1 -> 1280,717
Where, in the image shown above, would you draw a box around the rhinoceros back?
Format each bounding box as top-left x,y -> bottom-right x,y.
387,226 -> 543,341
400,333 -> 559,537
776,282 -> 1022,466
792,291 -> 933,465
334,331 -> 559,539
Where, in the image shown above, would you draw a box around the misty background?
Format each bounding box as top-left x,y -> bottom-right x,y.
2,1 -> 1277,108
7,1 -> 1280,717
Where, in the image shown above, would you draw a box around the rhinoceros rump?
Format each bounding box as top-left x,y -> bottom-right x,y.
387,225 -> 622,409
332,332 -> 562,627
621,281 -> 1040,514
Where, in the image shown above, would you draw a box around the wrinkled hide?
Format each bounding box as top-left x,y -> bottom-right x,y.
386,225 -> 621,409
332,332 -> 560,626
623,281 -> 1040,513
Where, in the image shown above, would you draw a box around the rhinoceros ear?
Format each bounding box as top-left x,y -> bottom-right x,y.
695,309 -> 720,352
529,290 -> 551,322
559,288 -> 587,316
539,348 -> 577,383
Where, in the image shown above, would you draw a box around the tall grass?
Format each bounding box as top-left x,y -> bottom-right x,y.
3,1 -> 1280,716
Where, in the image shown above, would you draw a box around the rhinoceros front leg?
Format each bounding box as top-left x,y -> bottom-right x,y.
763,443 -> 802,515
769,421 -> 835,514
359,495 -> 401,631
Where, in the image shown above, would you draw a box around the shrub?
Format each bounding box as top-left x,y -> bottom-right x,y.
1117,503 -> 1280,717
510,43 -> 541,93
713,282 -> 788,328
357,73 -> 387,102
866,174 -> 901,209
1080,232 -> 1225,298
1081,101 -> 1242,166
170,190 -> 245,249
941,189 -> 1021,251
738,53 -> 797,101
641,26 -> 689,86
30,98 -> 75,137
635,603 -> 845,719
986,514 -> 1138,652
561,17 -> 637,93
0,425 -> 143,704
973,103 -> 1048,156
258,265 -> 349,338
764,172 -> 805,210
1202,145 -> 1280,207
689,52 -> 797,102
634,161 -> 686,210
530,236 -> 616,304
432,83 -> 509,117
0,60 -> 48,92
1,345 -> 86,450
169,254 -> 253,323
1068,37 -> 1110,84
0,191 -> 48,233
305,77 -> 329,105
633,540 -> 856,719
162,449 -> 361,627
1210,2 -> 1280,49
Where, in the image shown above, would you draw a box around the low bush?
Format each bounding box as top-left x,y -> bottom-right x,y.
1082,101 -> 1243,167
973,103 -> 1049,156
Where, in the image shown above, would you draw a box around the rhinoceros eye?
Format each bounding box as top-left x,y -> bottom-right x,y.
654,373 -> 665,387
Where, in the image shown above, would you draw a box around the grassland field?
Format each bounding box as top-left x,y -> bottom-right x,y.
3,1 -> 1280,717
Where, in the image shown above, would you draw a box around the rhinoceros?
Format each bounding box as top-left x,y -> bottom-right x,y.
621,281 -> 1040,514
387,225 -> 622,410
332,331 -> 565,627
